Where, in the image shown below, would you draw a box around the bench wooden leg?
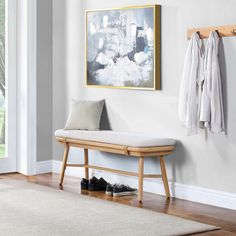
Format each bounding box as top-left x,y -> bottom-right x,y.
59,143 -> 69,186
84,149 -> 89,180
138,157 -> 144,203
159,156 -> 170,199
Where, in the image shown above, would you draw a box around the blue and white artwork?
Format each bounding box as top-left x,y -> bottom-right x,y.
86,6 -> 158,89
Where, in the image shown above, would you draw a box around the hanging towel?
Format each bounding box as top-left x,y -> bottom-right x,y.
200,31 -> 225,133
179,32 -> 204,135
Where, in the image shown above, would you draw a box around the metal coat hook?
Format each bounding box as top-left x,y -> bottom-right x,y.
231,28 -> 236,35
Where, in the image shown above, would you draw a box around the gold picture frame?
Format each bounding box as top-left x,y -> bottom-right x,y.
85,5 -> 161,90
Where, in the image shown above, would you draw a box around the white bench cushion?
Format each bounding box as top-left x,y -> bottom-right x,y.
55,129 -> 176,147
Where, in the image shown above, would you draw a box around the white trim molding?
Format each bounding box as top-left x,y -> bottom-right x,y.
17,0 -> 37,175
27,0 -> 37,175
36,160 -> 52,174
35,160 -> 236,211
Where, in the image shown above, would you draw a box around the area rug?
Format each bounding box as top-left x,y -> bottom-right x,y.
0,180 -> 219,236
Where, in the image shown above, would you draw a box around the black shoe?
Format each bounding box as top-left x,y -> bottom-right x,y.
89,176 -> 99,185
113,184 -> 138,197
105,183 -> 113,196
81,178 -> 89,190
88,177 -> 107,191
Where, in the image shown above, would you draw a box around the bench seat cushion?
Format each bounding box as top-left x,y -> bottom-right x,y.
55,129 -> 176,148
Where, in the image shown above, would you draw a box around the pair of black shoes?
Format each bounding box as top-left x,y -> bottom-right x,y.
81,176 -> 107,191
81,177 -> 138,196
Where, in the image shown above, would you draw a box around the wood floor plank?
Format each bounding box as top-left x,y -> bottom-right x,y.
1,172 -> 236,235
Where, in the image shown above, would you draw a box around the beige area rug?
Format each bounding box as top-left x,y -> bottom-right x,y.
0,180 -> 219,236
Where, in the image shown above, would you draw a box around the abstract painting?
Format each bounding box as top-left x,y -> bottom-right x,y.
86,5 -> 161,90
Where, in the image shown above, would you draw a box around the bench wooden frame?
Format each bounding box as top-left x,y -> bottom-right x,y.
56,136 -> 175,203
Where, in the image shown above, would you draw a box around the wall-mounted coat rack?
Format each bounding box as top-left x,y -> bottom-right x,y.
187,24 -> 236,39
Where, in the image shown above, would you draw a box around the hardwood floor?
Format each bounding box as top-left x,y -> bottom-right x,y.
1,172 -> 236,235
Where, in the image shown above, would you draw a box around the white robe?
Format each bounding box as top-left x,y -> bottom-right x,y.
179,32 -> 204,135
200,31 -> 225,133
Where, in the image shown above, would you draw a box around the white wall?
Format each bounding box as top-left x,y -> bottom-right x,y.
53,0 -> 236,194
37,0 -> 53,161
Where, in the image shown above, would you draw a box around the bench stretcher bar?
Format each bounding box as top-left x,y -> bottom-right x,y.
66,163 -> 162,178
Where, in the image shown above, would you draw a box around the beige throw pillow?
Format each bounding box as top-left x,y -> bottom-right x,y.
64,100 -> 105,130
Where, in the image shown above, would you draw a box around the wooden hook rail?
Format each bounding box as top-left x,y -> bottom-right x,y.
187,24 -> 236,39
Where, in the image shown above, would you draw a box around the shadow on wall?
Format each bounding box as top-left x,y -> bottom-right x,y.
169,141 -> 194,196
100,102 -> 111,130
100,101 -> 132,131
208,38 -> 236,164
219,39 -> 228,134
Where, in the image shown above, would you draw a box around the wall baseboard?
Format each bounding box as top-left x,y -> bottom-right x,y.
36,160 -> 236,210
36,160 -> 52,174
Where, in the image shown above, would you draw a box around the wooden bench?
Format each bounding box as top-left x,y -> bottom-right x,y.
55,129 -> 176,202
